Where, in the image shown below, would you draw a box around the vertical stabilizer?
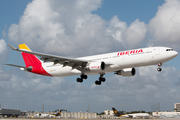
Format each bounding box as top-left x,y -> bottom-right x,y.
19,44 -> 40,67
112,107 -> 122,117
19,44 -> 51,76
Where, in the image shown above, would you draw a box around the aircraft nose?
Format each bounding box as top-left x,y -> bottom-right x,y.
173,51 -> 178,57
175,51 -> 178,56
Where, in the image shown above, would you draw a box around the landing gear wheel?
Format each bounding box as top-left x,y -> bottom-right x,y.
81,75 -> 87,79
99,77 -> 106,82
95,80 -> 101,85
157,68 -> 162,72
76,74 -> 88,83
95,74 -> 105,85
77,78 -> 83,83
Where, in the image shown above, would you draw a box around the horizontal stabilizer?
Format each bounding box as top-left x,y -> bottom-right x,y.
4,64 -> 32,71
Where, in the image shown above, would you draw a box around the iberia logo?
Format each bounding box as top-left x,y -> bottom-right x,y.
117,49 -> 143,56
91,66 -> 100,69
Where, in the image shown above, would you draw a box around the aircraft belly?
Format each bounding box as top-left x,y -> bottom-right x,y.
43,65 -> 81,77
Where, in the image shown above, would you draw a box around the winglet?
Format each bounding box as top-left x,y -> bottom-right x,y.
19,44 -> 31,51
8,44 -> 17,50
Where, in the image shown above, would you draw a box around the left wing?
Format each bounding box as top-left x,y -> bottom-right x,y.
8,44 -> 88,71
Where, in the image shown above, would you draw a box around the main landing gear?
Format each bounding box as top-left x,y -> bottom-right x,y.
95,74 -> 106,85
76,74 -> 106,85
157,63 -> 162,72
76,74 -> 87,83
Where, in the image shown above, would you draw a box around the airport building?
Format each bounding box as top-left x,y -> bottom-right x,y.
152,103 -> 180,118
61,112 -> 97,118
152,111 -> 180,118
104,109 -> 114,115
174,103 -> 180,112
25,111 -> 97,118
0,108 -> 21,117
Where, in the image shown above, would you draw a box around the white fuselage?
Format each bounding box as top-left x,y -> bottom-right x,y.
42,47 -> 178,77
122,113 -> 150,118
33,113 -> 56,118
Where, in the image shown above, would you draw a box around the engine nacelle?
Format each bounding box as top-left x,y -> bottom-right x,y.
20,66 -> 32,71
115,68 -> 136,77
86,61 -> 105,71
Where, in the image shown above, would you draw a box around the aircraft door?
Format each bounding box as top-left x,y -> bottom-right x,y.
155,48 -> 160,55
152,48 -> 160,61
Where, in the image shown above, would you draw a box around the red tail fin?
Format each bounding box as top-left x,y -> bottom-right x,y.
19,44 -> 51,76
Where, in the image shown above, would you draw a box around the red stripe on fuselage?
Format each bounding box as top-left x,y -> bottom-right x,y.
21,52 -> 51,76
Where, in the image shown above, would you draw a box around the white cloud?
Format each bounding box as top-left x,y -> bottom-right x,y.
122,19 -> 147,48
98,66 -> 180,111
4,0 -> 180,113
9,0 -> 117,57
106,16 -> 127,43
8,0 -> 148,57
149,0 -> 180,49
106,16 -> 147,49
0,39 -> 7,70
1,64 -> 180,112
0,39 -> 7,54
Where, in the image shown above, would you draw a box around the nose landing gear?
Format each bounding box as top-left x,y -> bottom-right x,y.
157,63 -> 162,72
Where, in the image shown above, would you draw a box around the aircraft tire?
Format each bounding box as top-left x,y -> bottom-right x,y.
99,77 -> 106,82
157,68 -> 162,72
95,80 -> 101,85
81,75 -> 87,79
77,78 -> 83,83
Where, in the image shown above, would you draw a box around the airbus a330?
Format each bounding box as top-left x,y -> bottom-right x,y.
6,44 -> 178,85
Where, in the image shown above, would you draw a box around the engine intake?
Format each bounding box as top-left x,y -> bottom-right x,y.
115,68 -> 136,77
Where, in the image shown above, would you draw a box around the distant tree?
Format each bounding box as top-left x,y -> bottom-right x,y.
131,110 -> 146,113
53,109 -> 67,112
148,112 -> 152,115
97,112 -> 105,115
60,109 -> 67,112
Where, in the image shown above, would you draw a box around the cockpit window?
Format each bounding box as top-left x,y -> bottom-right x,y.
166,49 -> 174,51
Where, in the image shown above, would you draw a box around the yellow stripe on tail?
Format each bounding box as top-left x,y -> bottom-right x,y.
19,44 -> 31,51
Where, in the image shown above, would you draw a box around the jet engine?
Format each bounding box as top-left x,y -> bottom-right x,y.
86,61 -> 105,71
20,66 -> 32,71
115,68 -> 136,77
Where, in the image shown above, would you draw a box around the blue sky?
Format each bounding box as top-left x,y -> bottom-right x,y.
94,0 -> 164,24
1,0 -> 180,113
0,0 -> 32,37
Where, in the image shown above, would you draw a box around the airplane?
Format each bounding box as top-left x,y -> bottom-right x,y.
33,110 -> 61,118
112,107 -> 150,118
5,44 -> 178,85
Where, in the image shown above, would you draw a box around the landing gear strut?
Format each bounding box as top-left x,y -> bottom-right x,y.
76,74 -> 87,83
157,63 -> 162,72
95,74 -> 106,85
